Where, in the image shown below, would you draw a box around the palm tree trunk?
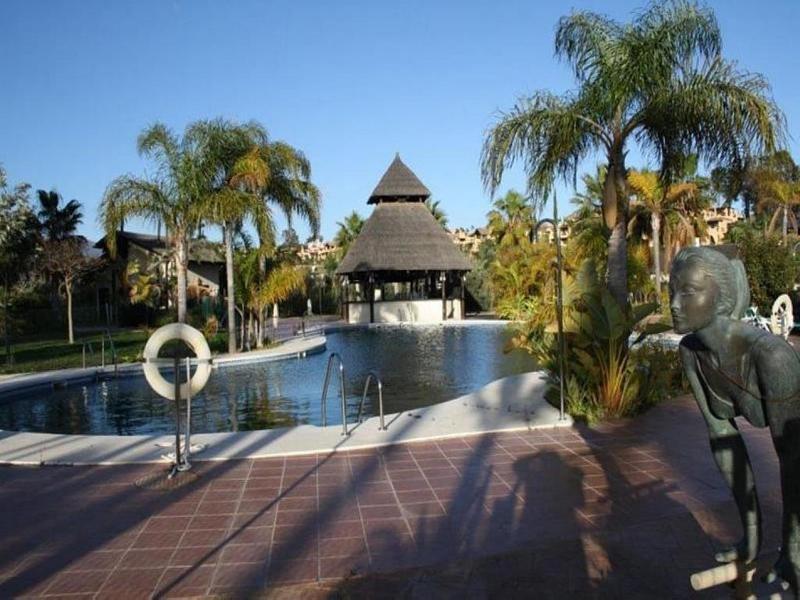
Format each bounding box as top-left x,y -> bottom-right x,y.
604,150 -> 629,307
224,224 -> 236,354
651,212 -> 662,304
783,207 -> 788,240
175,237 -> 188,323
66,279 -> 74,344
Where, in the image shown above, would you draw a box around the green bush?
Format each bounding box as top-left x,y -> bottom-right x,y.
519,260 -> 675,423
730,227 -> 799,311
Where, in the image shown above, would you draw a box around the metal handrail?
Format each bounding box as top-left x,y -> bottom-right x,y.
357,371 -> 386,431
81,341 -> 94,369
320,352 -> 349,436
101,330 -> 118,375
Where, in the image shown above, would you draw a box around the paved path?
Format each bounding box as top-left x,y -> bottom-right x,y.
0,395 -> 787,598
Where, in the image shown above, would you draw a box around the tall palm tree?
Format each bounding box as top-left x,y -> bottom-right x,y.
251,140 -> 320,346
36,190 -> 83,241
752,151 -> 800,240
189,119 -> 273,353
334,211 -> 365,258
101,123 -> 206,323
260,141 -> 320,240
482,1 -> 783,306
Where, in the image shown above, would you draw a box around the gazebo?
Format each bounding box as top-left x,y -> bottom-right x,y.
336,155 -> 472,324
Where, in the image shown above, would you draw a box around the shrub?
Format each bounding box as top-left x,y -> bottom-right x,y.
729,227 -> 799,311
516,260 -> 674,422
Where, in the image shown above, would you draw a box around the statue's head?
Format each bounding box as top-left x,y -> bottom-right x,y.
669,247 -> 750,334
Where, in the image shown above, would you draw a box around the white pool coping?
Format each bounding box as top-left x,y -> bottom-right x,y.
0,335 -> 328,397
0,321 -> 572,465
0,371 -> 569,465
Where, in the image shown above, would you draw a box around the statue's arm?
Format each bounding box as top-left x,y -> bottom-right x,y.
757,341 -> 800,443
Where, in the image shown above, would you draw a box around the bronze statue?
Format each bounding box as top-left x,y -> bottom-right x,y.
670,246 -> 800,593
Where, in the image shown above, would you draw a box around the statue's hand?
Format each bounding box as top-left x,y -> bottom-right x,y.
715,539 -> 759,564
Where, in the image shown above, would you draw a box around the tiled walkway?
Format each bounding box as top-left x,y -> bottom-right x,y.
0,395 -> 784,598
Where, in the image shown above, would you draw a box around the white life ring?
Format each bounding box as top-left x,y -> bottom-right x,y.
771,294 -> 794,340
142,323 -> 212,400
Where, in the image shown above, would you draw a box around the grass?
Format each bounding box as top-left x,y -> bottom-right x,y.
0,329 -> 229,375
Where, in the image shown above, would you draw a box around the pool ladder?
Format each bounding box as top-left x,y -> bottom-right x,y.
101,330 -> 118,376
320,353 -> 386,435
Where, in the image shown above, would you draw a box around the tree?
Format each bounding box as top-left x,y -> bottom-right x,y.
732,228 -> 799,310
486,190 -> 532,247
0,166 -> 36,361
711,158 -> 759,220
40,238 -> 103,343
334,211 -> 365,259
254,139 -> 320,346
482,1 -> 783,306
101,123 -> 207,323
425,199 -> 448,228
189,119 -> 272,353
627,163 -> 704,301
36,189 -> 82,241
752,151 -> 800,240
568,166 -> 608,265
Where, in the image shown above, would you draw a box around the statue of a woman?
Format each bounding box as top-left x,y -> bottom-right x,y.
670,246 -> 800,592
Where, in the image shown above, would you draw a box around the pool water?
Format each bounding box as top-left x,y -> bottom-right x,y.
0,325 -> 535,435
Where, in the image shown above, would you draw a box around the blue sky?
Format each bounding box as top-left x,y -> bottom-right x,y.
1,0 -> 798,243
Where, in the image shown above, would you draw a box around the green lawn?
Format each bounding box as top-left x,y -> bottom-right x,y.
0,329 -> 228,375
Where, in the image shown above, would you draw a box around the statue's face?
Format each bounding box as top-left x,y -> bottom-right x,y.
669,261 -> 719,334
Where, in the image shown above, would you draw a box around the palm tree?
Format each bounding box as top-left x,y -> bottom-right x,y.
252,140 -> 320,346
101,123 -> 206,323
425,199 -> 448,228
486,190 -> 532,246
482,1 -> 783,306
188,119 -> 273,353
36,190 -> 83,241
334,211 -> 365,258
260,141 -> 321,241
627,168 -> 702,301
569,166 -> 608,263
753,151 -> 800,240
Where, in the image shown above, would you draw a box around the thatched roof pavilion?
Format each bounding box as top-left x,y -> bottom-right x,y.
336,155 -> 471,323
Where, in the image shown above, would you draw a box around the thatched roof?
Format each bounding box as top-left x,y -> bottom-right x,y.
336,203 -> 472,275
368,154 -> 431,204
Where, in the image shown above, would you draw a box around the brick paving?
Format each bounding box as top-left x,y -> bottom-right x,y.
0,394 -> 785,598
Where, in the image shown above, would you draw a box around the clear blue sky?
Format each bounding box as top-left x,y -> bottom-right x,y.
2,0 -> 798,243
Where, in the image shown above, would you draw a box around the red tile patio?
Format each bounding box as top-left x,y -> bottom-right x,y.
0,394 -> 785,598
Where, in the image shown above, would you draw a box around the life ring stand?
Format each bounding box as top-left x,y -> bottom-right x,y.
142,323 -> 212,400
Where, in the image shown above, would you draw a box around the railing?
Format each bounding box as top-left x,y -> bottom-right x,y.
357,371 -> 386,431
101,330 -> 118,375
320,352 -> 349,436
81,341 -> 94,369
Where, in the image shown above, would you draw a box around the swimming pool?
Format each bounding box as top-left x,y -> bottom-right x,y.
0,324 -> 535,435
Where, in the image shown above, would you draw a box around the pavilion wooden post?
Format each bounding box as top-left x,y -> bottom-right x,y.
368,274 -> 375,323
441,271 -> 447,321
342,277 -> 349,323
460,273 -> 466,320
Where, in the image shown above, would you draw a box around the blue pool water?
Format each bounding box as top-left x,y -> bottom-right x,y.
0,325 -> 535,435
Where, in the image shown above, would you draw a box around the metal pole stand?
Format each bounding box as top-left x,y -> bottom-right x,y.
168,355 -> 185,478
176,356 -> 193,472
